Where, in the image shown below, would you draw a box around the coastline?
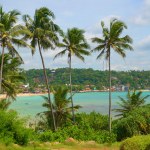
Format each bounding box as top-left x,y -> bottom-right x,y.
0,89 -> 149,99
0,93 -> 46,99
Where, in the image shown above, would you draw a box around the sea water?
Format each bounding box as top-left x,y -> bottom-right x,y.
9,91 -> 150,118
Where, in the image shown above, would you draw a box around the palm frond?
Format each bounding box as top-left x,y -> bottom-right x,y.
53,49 -> 67,60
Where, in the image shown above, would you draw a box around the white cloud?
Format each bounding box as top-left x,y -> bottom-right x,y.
132,0 -> 150,25
136,35 -> 150,51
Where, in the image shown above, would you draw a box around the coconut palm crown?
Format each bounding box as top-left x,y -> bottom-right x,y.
114,90 -> 150,117
38,86 -> 81,129
91,18 -> 133,133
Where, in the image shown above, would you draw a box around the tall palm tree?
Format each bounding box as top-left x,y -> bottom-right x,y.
91,18 -> 133,133
54,28 -> 90,123
23,7 -> 60,131
0,6 -> 32,93
37,86 -> 81,129
114,90 -> 150,117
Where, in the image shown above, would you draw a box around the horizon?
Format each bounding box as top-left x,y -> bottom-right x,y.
0,0 -> 150,71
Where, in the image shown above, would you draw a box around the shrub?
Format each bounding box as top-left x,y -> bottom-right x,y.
38,130 -> 54,142
76,112 -> 108,131
0,110 -> 32,145
37,112 -> 116,143
113,105 -> 150,141
38,125 -> 116,143
120,135 -> 150,150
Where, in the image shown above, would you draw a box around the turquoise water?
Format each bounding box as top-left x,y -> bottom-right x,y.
9,91 -> 150,118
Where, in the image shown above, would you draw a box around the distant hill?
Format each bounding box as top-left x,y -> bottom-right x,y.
24,68 -> 150,90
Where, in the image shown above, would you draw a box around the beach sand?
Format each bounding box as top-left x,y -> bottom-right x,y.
0,93 -> 47,99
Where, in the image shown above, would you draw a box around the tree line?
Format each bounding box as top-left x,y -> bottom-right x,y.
25,68 -> 150,90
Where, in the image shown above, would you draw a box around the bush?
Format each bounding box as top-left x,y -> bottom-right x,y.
113,105 -> 150,141
76,112 -> 108,131
120,135 -> 150,150
37,112 -> 116,143
38,125 -> 116,143
0,110 -> 32,145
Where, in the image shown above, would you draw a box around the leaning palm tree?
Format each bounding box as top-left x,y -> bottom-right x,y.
0,6 -> 32,93
23,7 -> 60,131
37,86 -> 81,129
54,28 -> 90,123
113,90 -> 150,117
91,18 -> 133,133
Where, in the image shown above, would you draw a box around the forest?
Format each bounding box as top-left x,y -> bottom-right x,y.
25,68 -> 150,90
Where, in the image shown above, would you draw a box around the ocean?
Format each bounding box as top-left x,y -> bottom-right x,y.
9,91 -> 150,118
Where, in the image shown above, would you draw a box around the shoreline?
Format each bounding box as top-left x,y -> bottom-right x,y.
0,93 -> 46,99
0,89 -> 149,99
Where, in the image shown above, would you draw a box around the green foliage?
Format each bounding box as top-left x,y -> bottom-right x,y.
113,105 -> 150,141
0,6 -> 28,62
0,110 -> 32,145
120,135 -> 150,150
0,99 -> 11,110
76,112 -> 108,131
54,27 -> 90,62
91,18 -> 133,60
37,112 -> 116,143
38,125 -> 116,144
114,90 -> 149,117
23,7 -> 60,53
0,53 -> 25,99
25,68 -> 150,90
37,86 -> 81,130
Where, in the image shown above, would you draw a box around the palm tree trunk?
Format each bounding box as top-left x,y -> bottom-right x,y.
37,40 -> 56,131
108,49 -> 112,133
0,46 -> 5,93
69,55 -> 75,123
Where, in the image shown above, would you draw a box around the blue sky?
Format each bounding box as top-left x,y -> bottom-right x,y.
1,0 -> 150,70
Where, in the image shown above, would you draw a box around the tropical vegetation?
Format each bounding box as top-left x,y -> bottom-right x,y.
0,6 -> 31,93
37,86 -> 81,129
24,68 -> 150,91
0,5 -> 150,150
114,90 -> 150,117
0,53 -> 24,99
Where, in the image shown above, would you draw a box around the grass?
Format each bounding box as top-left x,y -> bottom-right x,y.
0,142 -> 120,150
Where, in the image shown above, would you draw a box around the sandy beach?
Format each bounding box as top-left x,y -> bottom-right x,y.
0,93 -> 47,99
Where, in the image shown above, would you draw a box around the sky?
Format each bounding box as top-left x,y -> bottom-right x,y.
0,0 -> 150,71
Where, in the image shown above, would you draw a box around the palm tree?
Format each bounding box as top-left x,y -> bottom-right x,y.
114,90 -> 150,117
54,28 -> 90,123
0,53 -> 25,99
23,7 -> 61,131
91,18 -> 133,133
0,6 -> 32,93
0,99 -> 11,110
37,86 -> 81,129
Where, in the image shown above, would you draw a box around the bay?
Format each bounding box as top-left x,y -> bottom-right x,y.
9,91 -> 150,118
